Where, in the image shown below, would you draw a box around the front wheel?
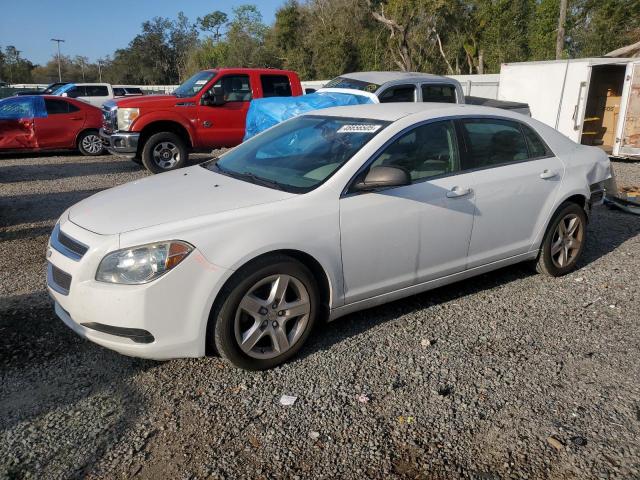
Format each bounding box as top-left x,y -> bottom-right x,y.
141,132 -> 188,174
536,202 -> 587,276
211,255 -> 319,370
77,130 -> 105,156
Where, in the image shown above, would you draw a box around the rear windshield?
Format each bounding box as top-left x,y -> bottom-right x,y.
324,76 -> 380,93
207,115 -> 389,193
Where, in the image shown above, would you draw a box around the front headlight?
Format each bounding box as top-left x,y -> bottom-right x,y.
96,241 -> 193,285
117,108 -> 140,131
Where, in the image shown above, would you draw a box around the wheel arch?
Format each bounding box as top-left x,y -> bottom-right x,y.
75,127 -> 99,148
532,191 -> 589,252
204,249 -> 333,355
137,120 -> 194,155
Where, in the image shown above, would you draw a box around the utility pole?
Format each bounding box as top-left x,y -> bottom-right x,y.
14,50 -> 21,83
97,60 -> 102,82
51,38 -> 65,82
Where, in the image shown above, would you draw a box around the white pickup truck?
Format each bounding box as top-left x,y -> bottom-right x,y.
55,83 -> 143,108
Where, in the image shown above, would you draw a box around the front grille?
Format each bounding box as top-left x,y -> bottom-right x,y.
48,263 -> 72,295
58,230 -> 88,258
102,107 -> 117,133
50,224 -> 88,261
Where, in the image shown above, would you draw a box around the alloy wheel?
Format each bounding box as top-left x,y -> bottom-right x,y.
81,134 -> 103,154
152,142 -> 180,169
234,274 -> 311,359
550,213 -> 583,268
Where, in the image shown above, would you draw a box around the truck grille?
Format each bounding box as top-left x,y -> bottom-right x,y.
102,107 -> 117,133
48,263 -> 72,295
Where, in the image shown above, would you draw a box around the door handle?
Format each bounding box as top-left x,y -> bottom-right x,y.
70,117 -> 83,120
539,169 -> 558,180
446,186 -> 472,198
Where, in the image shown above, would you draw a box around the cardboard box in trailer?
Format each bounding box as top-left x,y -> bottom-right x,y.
497,58 -> 640,159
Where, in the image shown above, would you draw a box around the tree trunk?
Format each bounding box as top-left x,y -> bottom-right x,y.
605,40 -> 640,57
556,0 -> 568,59
478,49 -> 484,74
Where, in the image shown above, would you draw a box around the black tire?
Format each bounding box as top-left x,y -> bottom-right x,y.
211,255 -> 319,370
141,132 -> 188,174
77,130 -> 105,156
535,201 -> 587,277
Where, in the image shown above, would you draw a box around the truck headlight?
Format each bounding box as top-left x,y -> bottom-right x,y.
96,241 -> 193,284
117,108 -> 140,131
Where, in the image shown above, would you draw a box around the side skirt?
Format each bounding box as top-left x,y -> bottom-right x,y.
328,251 -> 538,322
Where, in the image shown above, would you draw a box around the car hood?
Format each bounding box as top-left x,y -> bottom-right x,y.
114,94 -> 190,109
68,166 -> 295,235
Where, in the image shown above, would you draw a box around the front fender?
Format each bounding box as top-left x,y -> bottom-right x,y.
132,111 -> 197,145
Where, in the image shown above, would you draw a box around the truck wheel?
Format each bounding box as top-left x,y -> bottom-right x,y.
77,130 -> 105,156
141,132 -> 188,174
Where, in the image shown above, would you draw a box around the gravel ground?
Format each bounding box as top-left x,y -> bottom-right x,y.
1,153 -> 639,480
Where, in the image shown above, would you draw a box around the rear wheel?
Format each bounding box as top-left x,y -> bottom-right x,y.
77,130 -> 104,156
536,202 -> 587,276
141,132 -> 188,174
211,255 -> 319,370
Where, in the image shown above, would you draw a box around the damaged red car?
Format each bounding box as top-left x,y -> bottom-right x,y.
0,95 -> 105,156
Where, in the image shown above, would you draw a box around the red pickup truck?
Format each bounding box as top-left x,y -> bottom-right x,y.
101,68 -> 303,173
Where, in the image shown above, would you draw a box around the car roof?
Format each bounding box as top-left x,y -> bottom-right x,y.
311,102 -> 577,154
203,67 -> 297,75
338,71 -> 454,85
310,102 -> 536,123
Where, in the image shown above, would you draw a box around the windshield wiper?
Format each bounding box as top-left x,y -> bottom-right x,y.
214,163 -> 286,191
238,171 -> 287,191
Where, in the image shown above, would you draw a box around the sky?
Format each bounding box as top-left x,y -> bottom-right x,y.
0,0 -> 283,65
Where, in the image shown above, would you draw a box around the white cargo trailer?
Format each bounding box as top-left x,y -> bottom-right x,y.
498,58 -> 640,159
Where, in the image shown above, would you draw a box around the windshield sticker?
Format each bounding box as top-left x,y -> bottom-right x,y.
337,124 -> 382,133
194,79 -> 208,85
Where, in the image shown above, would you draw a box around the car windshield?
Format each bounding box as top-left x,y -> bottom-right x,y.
206,115 -> 389,193
324,76 -> 381,93
173,71 -> 216,98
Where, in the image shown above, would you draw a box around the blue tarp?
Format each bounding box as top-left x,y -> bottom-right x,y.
53,83 -> 76,95
0,96 -> 47,120
244,91 -> 375,140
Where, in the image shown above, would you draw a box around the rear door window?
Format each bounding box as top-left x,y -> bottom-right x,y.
421,84 -> 457,103
378,85 -> 416,103
86,85 -> 109,96
461,119 -> 529,168
261,75 -> 292,97
520,123 -> 552,158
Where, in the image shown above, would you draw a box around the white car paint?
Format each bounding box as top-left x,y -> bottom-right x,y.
47,103 -> 612,360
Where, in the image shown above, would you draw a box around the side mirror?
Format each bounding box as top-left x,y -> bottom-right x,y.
352,166 -> 411,192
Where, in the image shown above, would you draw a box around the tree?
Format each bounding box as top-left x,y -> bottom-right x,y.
556,0 -> 568,59
198,10 -> 228,40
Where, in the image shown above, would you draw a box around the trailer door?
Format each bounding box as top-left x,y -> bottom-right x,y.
614,60 -> 640,158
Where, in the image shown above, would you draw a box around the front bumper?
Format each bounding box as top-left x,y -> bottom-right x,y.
100,128 -> 140,157
46,217 -> 232,360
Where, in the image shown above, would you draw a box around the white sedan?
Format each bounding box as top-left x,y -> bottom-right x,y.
47,103 -> 612,369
